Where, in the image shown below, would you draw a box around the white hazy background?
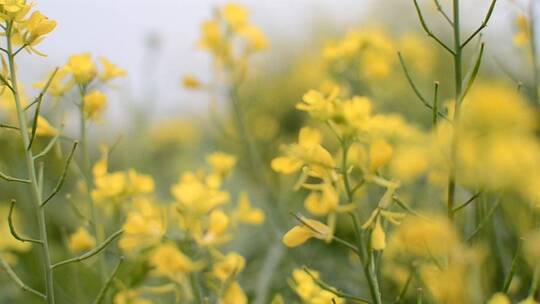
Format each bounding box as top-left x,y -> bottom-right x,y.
17,0 -> 517,122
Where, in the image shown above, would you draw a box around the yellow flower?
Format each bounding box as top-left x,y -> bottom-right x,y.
198,20 -> 228,60
66,53 -> 97,84
371,219 -> 386,251
198,209 -> 231,246
369,139 -> 393,172
291,268 -> 345,304
67,227 -> 96,252
282,217 -> 331,247
149,243 -> 202,282
182,74 -> 201,89
171,172 -> 229,214
304,184 -> 338,216
233,192 -> 264,225
0,0 -> 29,16
119,199 -> 165,252
126,169 -> 155,194
36,116 -> 57,137
487,293 -> 511,304
26,11 -> 56,43
239,25 -> 268,51
296,88 -> 339,120
207,152 -> 236,176
34,67 -> 73,97
83,90 -> 107,120
99,57 -> 127,82
222,3 -> 248,31
220,281 -> 247,304
271,127 -> 334,176
91,147 -> 154,205
212,252 -> 245,282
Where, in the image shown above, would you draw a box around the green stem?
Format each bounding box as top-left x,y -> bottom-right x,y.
502,238 -> 522,293
78,87 -> 106,280
6,21 -> 55,304
447,0 -> 463,222
350,213 -> 382,304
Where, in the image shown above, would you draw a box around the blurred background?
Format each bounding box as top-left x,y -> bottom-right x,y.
1,0 -> 538,303
19,0 -> 518,119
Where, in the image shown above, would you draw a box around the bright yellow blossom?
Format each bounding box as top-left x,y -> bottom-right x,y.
282,217 -> 331,247
66,53 -> 97,84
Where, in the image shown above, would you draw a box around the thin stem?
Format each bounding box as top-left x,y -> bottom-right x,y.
0,255 -> 46,299
466,197 -> 501,241
303,268 -> 371,303
398,52 -> 448,121
349,213 -> 382,304
0,122 -> 19,130
51,229 -> 123,270
0,170 -> 30,183
78,85 -> 107,281
447,0 -> 463,223
8,200 -> 43,244
393,269 -> 413,304
502,238 -> 522,293
12,42 -> 29,57
27,68 -> 59,150
432,0 -> 453,26
392,196 -> 429,220
529,266 -> 539,298
412,0 -> 456,55
461,43 -> 485,100
41,141 -> 78,207
453,191 -> 481,213
460,0 -> 497,48
92,257 -> 124,304
33,132 -> 61,161
6,20 -> 56,304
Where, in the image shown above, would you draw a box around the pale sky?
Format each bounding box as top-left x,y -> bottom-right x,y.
16,0 -> 513,121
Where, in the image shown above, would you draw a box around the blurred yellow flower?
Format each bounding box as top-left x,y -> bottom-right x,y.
66,53 -> 97,84
99,57 -> 127,82
291,268 -> 345,304
67,227 -> 96,252
119,199 -> 165,252
36,116 -> 57,137
222,3 -> 248,31
182,74 -> 201,89
149,243 -> 202,282
488,293 -> 511,304
233,192 -> 264,225
212,251 -> 245,282
220,281 -> 247,304
369,139 -> 393,172
271,127 -> 334,176
207,152 -> 236,177
83,90 -> 107,120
